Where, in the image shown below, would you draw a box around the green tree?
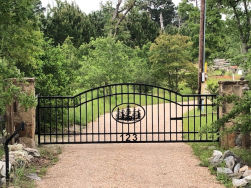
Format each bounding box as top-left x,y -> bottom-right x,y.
36,38 -> 81,96
42,0 -> 93,47
149,34 -> 197,91
125,8 -> 159,47
0,0 -> 43,114
142,0 -> 175,29
79,37 -> 143,88
178,0 -> 227,61
214,0 -> 250,53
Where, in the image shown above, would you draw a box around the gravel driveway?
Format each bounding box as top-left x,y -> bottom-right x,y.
37,103 -> 223,188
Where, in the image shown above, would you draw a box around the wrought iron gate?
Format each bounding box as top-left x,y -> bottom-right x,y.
37,83 -> 219,144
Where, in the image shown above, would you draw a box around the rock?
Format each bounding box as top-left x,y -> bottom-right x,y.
210,150 -> 223,166
209,155 -> 223,167
9,144 -> 23,151
1,177 -> 6,184
217,167 -> 233,175
234,163 -> 241,173
240,166 -> 249,173
235,134 -> 242,146
224,156 -> 235,170
0,162 -> 11,177
26,173 -> 41,181
229,172 -> 243,179
213,150 -> 223,157
232,179 -> 248,187
24,148 -> 40,157
243,170 -> 251,177
222,150 -> 235,159
244,175 -> 251,183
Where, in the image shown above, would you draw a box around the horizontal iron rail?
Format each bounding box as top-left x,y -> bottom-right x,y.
39,131 -> 218,136
40,140 -> 219,144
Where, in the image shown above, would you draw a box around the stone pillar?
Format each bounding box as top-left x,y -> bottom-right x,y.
5,78 -> 36,148
218,78 -> 250,149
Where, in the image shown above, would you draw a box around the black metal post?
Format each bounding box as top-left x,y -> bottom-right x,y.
4,122 -> 26,184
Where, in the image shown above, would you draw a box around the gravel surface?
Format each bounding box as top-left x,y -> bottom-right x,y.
37,103 -> 223,188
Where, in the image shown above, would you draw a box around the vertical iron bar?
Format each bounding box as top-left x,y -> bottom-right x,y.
68,98 -> 70,143
200,96 -> 202,141
212,96 -> 214,141
194,96 -> 196,141
92,90 -> 94,142
139,85 -> 142,141
175,92 -> 177,141
182,96 -> 184,141
158,88 -> 159,141
43,99 -> 46,143
104,88 -> 106,142
169,91 -> 171,141
86,93 -> 88,142
109,86 -> 112,142
217,96 -> 220,141
127,84 -> 129,135
37,98 -> 40,145
164,90 -> 166,141
152,87 -> 154,141
74,98 -> 76,142
115,86 -> 118,142
145,85 -> 148,141
206,96 -> 208,140
50,98 -> 52,143
56,99 -> 58,143
80,96 -> 82,142
121,85 -> 123,141
61,98 -> 64,143
133,85 -> 136,136
188,97 -> 190,141
98,88 -> 100,142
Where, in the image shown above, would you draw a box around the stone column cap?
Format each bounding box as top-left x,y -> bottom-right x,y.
8,78 -> 35,83
218,80 -> 249,85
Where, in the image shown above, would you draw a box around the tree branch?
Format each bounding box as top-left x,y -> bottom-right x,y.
232,4 -> 245,42
243,0 -> 250,42
113,0 -> 136,37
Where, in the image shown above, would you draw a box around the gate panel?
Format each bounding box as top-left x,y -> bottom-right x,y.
37,83 -> 219,144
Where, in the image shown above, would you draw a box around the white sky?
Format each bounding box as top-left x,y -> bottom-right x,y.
41,0 -> 182,14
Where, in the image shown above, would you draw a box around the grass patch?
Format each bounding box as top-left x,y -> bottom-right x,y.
9,145 -> 62,188
184,107 -> 251,188
183,105 -> 218,141
189,142 -> 233,187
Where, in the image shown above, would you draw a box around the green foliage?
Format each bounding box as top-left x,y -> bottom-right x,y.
125,8 -> 159,47
80,37 -> 144,87
42,0 -> 93,47
213,0 -> 250,54
142,0 -> 176,27
149,34 -> 197,91
207,79 -> 219,95
0,0 -> 43,115
36,38 -> 81,96
214,92 -> 251,134
178,0 -> 227,61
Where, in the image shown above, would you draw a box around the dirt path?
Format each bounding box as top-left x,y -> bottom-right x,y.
37,103 -> 223,188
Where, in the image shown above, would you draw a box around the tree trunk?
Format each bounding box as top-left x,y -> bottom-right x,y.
242,43 -> 249,54
160,12 -> 164,32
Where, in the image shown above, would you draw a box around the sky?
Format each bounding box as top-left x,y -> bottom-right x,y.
41,0 -> 182,14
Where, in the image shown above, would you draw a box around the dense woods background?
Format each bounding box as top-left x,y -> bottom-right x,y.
0,0 -> 250,116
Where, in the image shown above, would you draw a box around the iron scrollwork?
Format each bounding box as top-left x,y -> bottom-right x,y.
112,103 -> 145,124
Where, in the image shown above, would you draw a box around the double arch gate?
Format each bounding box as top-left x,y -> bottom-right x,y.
37,83 -> 219,144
